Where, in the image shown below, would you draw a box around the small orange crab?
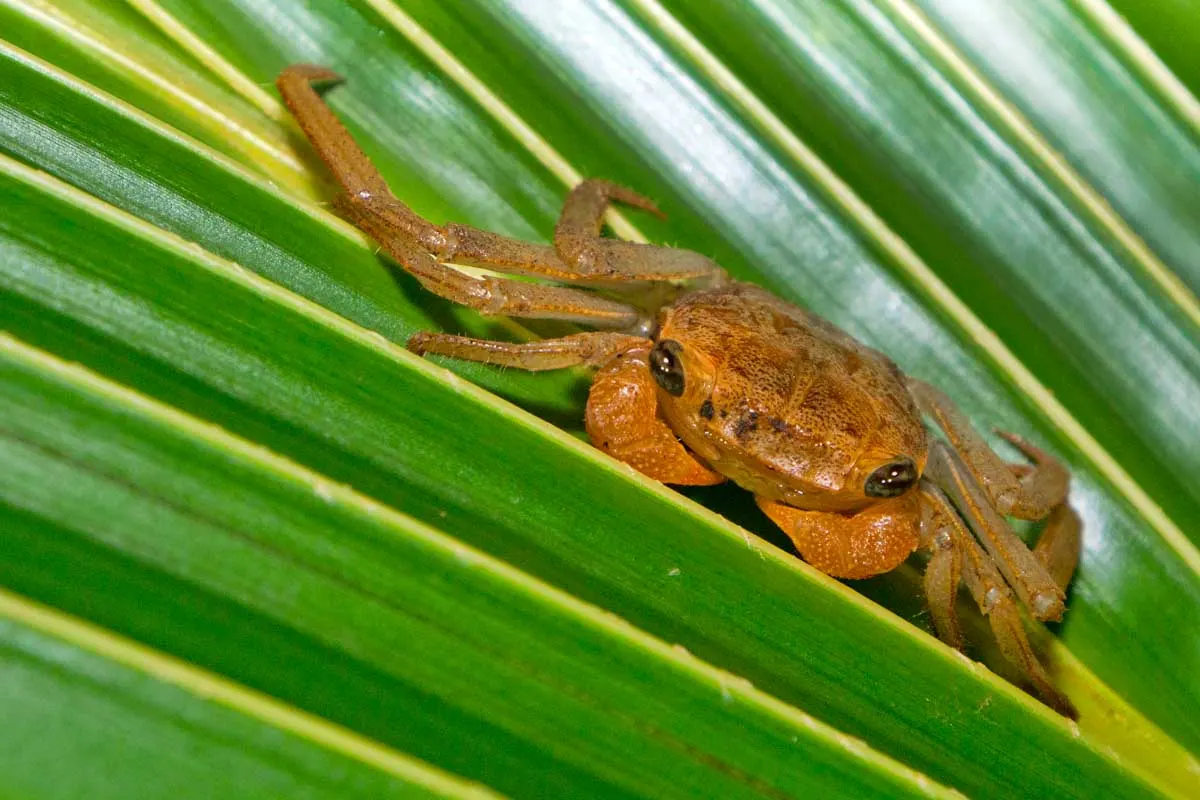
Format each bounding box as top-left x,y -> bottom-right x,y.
279,65 -> 1081,717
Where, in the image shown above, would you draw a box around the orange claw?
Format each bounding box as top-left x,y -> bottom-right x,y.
586,345 -> 725,486
756,494 -> 921,580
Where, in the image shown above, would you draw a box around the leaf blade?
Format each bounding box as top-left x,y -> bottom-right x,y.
0,149 -> 1190,796
0,332 -> 971,800
3,0 -> 1199,794
0,590 -> 497,799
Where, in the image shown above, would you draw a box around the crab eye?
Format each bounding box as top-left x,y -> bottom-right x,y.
865,457 -> 917,498
649,339 -> 686,396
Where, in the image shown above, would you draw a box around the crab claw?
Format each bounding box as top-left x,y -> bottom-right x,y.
756,493 -> 921,580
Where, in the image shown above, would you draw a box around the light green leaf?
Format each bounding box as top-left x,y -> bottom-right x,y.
1,333 -> 955,798
0,590 -> 498,799
1104,0 -> 1200,105
0,0 -> 316,194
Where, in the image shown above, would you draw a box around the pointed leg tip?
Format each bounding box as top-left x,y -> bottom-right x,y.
603,182 -> 666,218
638,196 -> 667,219
993,427 -> 1052,463
278,64 -> 345,88
991,427 -> 1019,443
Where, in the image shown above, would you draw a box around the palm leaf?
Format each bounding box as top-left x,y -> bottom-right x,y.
1,0 -> 1196,796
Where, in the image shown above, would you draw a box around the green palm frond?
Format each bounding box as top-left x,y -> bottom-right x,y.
1,1 -> 1197,797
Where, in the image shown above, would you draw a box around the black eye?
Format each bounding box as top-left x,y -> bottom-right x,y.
649,339 -> 685,396
865,457 -> 917,498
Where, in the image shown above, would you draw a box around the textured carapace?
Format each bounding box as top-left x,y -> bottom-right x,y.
651,283 -> 927,512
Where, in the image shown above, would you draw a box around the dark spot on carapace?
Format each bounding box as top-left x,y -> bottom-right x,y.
768,416 -> 788,433
700,399 -> 714,420
733,411 -> 759,438
719,409 -> 728,418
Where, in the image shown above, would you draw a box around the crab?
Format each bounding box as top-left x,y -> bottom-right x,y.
278,65 -> 1081,717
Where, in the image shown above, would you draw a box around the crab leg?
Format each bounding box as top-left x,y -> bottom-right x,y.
278,65 -> 644,326
993,430 -> 1072,519
408,331 -> 647,371
935,488 -> 1077,718
279,66 -> 717,291
908,379 -> 1069,520
554,180 -> 728,284
1032,504 -> 1082,592
407,334 -> 724,485
908,378 -> 1075,618
918,483 -> 967,650
925,441 -> 1066,622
